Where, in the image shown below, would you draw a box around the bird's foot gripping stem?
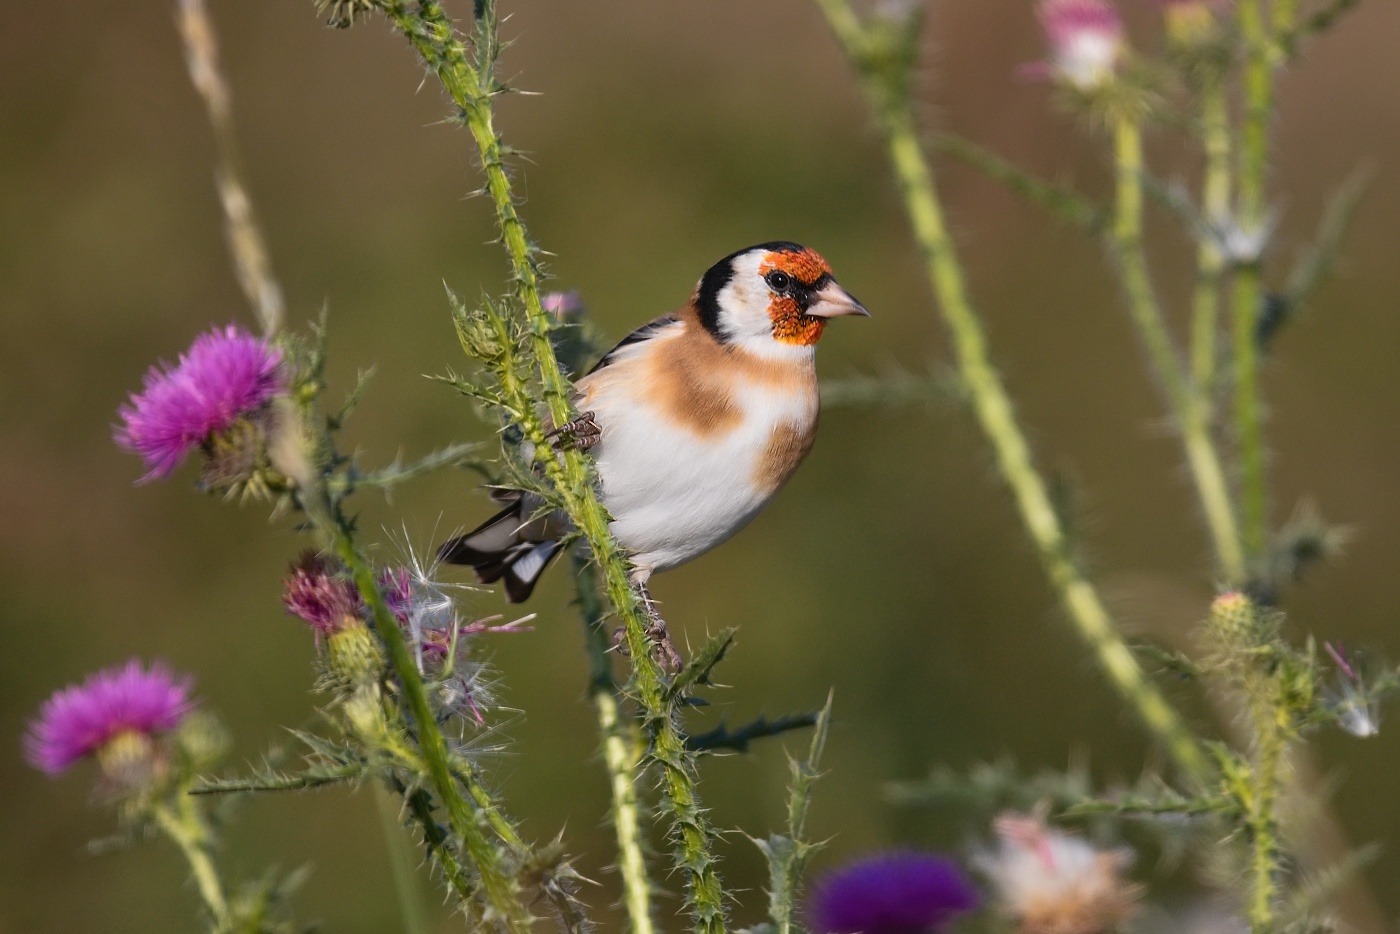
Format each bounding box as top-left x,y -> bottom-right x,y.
547,411 -> 601,452
638,584 -> 682,672
612,573 -> 681,672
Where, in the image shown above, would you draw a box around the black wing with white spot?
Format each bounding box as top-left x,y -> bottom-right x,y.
586,314 -> 680,374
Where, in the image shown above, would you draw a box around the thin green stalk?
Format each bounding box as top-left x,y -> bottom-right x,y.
1190,79 -> 1232,399
576,553 -> 655,934
176,0 -> 283,335
153,795 -> 232,931
1233,0 -> 1276,561
374,785 -> 431,934
1112,114 -> 1246,584
369,3 -> 728,929
813,0 -> 1209,780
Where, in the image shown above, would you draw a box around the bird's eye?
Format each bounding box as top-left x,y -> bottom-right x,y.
766,271 -> 791,293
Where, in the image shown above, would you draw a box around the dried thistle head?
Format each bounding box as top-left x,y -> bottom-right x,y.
316,0 -> 376,28
978,812 -> 1142,934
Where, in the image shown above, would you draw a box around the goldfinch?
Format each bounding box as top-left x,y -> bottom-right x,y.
439,242 -> 868,662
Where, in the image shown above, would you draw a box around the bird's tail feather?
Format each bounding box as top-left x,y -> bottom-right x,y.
437,497 -> 562,603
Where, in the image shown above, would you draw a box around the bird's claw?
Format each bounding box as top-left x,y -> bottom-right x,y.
637,583 -> 681,672
644,618 -> 682,672
611,584 -> 682,672
548,411 -> 601,451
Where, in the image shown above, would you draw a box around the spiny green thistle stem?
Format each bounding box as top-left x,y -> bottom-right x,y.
761,693 -> 832,934
1247,746 -> 1283,930
292,458 -> 529,928
1233,0 -> 1277,561
1243,692 -> 1286,930
401,781 -> 481,909
1111,114 -> 1246,584
813,0 -> 1209,780
152,793 -> 232,931
575,554 -> 656,934
1190,79 -> 1232,400
367,3 -> 729,929
178,3 -> 504,915
337,532 -> 531,931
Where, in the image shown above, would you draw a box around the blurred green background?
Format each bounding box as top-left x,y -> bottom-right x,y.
4,1 -> 1399,930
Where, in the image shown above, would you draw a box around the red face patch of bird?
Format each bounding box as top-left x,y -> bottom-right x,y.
760,248 -> 836,346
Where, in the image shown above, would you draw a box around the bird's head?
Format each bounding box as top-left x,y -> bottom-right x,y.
695,242 -> 869,354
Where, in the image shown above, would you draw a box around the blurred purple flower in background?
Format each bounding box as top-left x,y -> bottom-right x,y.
541,290 -> 584,319
1030,0 -> 1124,91
25,660 -> 194,775
808,851 -> 979,934
115,323 -> 284,481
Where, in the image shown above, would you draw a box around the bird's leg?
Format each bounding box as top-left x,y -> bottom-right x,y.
546,410 -> 601,451
617,567 -> 680,672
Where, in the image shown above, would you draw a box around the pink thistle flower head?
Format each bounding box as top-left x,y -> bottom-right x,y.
808,851 -> 979,934
115,324 -> 284,481
978,812 -> 1141,934
25,660 -> 194,776
541,290 -> 585,320
1035,0 -> 1125,91
283,552 -> 365,636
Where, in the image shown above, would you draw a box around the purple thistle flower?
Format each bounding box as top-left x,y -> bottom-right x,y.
1031,0 -> 1124,91
380,566 -> 414,625
809,851 -> 979,934
283,552 -> 365,635
25,660 -> 194,775
115,323 -> 284,481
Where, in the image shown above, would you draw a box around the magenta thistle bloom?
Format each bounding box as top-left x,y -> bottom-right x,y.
115,324 -> 284,481
25,660 -> 194,775
809,851 -> 979,934
380,566 -> 414,624
1032,0 -> 1124,91
283,553 -> 364,635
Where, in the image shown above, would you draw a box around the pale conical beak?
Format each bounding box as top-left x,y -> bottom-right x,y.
806,281 -> 870,318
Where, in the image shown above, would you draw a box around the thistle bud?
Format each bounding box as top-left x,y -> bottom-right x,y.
1162,0 -> 1221,50
327,624 -> 384,687
1207,591 -> 1255,644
